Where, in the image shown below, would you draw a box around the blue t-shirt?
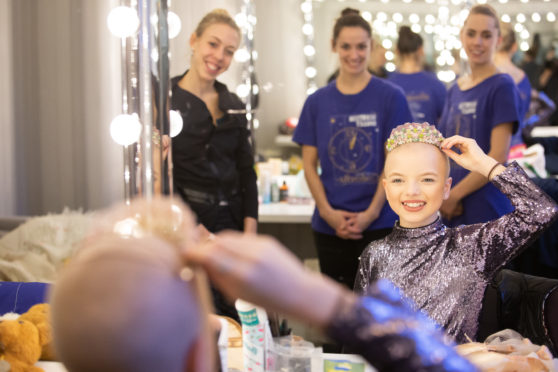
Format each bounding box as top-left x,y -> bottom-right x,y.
510,75 -> 532,147
387,71 -> 447,125
438,73 -> 520,226
293,78 -> 413,234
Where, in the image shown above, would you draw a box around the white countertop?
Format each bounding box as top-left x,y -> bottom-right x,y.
258,202 -> 314,223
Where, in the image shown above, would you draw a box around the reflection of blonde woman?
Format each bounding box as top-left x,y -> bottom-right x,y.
438,5 -> 521,226
170,9 -> 257,235
170,9 -> 258,321
293,8 -> 412,290
494,22 -> 532,147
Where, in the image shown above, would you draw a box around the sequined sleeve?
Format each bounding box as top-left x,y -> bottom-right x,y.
326,280 -> 478,372
458,162 -> 558,279
354,241 -> 384,294
354,244 -> 373,294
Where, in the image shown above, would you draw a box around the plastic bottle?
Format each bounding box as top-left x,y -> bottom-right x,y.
235,299 -> 273,372
279,181 -> 289,202
271,181 -> 280,203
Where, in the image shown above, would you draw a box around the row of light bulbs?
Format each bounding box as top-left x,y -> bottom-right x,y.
107,6 -> 184,146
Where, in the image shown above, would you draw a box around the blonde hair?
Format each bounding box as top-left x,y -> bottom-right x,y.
464,4 -> 500,35
498,22 -> 516,52
195,9 -> 241,38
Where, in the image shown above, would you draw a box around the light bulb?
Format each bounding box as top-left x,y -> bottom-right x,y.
409,14 -> 419,24
234,48 -> 250,63
304,45 -> 316,57
110,114 -> 141,146
107,6 -> 139,38
532,13 -> 541,23
300,2 -> 312,14
169,110 -> 183,138
236,84 -> 249,98
168,11 -> 182,39
305,66 -> 317,78
302,23 -> 314,36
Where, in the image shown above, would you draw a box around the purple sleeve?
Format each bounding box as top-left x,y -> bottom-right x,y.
292,94 -> 317,147
327,280 -> 478,372
490,77 -> 521,134
456,163 -> 558,279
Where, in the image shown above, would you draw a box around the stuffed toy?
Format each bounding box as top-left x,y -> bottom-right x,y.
0,317 -> 44,372
18,304 -> 55,361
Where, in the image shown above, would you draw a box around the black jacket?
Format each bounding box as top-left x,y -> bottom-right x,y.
171,72 -> 258,229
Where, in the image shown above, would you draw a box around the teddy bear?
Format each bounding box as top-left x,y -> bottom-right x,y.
0,317 -> 44,372
18,304 -> 55,361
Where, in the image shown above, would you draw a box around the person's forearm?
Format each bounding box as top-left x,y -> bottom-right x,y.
290,273 -> 347,329
243,217 -> 257,234
362,172 -> 386,220
304,163 -> 332,215
451,155 -> 505,200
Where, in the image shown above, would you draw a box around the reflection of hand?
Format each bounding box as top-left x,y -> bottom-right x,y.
183,232 -> 344,328
161,135 -> 171,159
321,209 -> 360,239
346,211 -> 379,239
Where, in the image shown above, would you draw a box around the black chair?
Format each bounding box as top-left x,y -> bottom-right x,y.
478,269 -> 558,355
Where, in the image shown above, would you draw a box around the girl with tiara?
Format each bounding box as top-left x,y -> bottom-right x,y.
293,8 -> 412,290
388,25 -> 447,125
355,122 -> 558,343
438,4 -> 521,226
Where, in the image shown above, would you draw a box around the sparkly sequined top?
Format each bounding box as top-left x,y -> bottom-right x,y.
355,163 -> 558,343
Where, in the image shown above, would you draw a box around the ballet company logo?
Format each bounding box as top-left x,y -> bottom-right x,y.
458,101 -> 477,115
349,113 -> 377,127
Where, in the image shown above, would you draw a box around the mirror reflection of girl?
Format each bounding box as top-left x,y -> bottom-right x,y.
170,9 -> 258,320
293,8 -> 412,290
493,22 -> 532,148
388,26 -> 447,126
438,4 -> 521,225
356,123 -> 558,343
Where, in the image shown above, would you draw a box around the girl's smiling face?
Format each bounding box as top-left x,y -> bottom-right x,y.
383,143 -> 452,228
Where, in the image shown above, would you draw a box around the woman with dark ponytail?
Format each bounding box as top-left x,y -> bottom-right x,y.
293,8 -> 412,290
388,26 -> 447,125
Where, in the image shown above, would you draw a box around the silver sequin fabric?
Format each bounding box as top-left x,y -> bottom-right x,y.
355,162 -> 558,343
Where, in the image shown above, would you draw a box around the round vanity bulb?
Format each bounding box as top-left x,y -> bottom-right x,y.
107,6 -> 140,38
167,11 -> 181,39
169,110 -> 183,137
110,114 -> 141,146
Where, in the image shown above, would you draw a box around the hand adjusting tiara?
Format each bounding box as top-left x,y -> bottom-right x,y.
386,122 -> 445,152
